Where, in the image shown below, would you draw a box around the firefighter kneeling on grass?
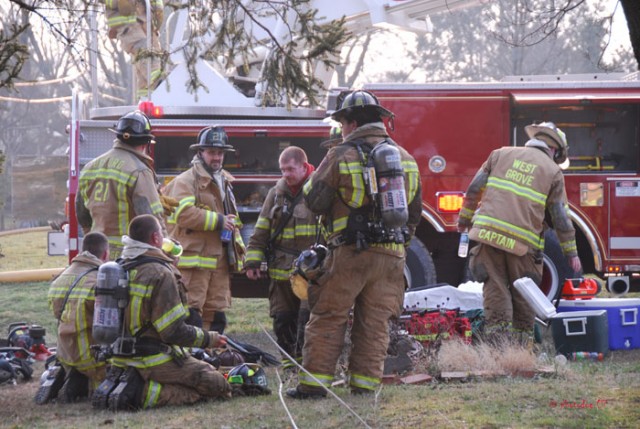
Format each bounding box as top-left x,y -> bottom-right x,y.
91,214 -> 231,410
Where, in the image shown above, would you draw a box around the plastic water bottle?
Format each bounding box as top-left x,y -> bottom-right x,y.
569,352 -> 604,362
220,227 -> 233,243
458,231 -> 469,258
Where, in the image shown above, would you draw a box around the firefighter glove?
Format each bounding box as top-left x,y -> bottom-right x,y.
160,195 -> 179,216
207,331 -> 226,348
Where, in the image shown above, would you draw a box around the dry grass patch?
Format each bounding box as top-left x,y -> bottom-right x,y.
436,339 -> 538,375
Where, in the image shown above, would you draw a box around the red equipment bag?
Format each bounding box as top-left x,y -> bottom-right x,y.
400,309 -> 472,346
561,278 -> 599,300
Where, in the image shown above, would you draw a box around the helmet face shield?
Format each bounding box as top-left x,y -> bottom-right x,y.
109,110 -> 154,143
118,118 -> 145,135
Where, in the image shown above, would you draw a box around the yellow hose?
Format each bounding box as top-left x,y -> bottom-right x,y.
0,268 -> 64,283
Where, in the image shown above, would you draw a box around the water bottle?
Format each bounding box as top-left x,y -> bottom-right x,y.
162,238 -> 183,257
569,352 -> 604,362
458,231 -> 469,258
221,227 -> 233,243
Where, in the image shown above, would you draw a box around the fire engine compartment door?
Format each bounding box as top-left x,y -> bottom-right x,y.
609,179 -> 640,258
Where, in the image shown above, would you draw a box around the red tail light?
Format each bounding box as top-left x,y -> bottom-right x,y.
436,192 -> 464,213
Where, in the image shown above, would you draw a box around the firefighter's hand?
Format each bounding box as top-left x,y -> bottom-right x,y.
207,332 -> 227,348
246,268 -> 263,280
568,255 -> 582,275
160,195 -> 179,216
223,214 -> 236,231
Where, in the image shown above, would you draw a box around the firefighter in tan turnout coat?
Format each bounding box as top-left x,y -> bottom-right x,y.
104,0 -> 164,99
102,214 -> 231,409
457,122 -> 582,343
164,126 -> 245,333
288,90 -> 422,398
245,146 -> 317,369
46,232 -> 110,402
76,110 -> 171,259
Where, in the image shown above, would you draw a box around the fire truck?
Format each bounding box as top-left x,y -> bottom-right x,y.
52,1 -> 640,299
361,73 -> 640,298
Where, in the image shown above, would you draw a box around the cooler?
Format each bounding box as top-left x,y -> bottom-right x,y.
551,310 -> 609,356
557,298 -> 640,350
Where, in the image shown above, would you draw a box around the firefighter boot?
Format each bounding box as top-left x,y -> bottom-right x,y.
285,385 -> 327,400
92,366 -> 124,410
108,367 -> 144,411
210,311 -> 227,335
59,368 -> 89,403
34,363 -> 66,405
274,311 -> 298,369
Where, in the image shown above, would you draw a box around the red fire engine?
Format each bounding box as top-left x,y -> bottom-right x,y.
52,2 -> 640,299
360,73 -> 640,297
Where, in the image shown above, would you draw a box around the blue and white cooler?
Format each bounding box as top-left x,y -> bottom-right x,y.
557,297 -> 640,350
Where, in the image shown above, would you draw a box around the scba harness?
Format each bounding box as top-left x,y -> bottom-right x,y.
92,256 -> 176,411
337,139 -> 410,250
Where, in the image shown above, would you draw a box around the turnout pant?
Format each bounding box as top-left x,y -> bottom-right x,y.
469,243 -> 542,334
180,254 -> 231,331
269,279 -> 309,362
136,356 -> 230,408
300,245 -> 404,392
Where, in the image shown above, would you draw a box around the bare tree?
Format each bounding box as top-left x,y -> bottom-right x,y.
3,0 -> 349,107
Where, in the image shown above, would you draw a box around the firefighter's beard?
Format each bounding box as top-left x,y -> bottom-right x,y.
199,154 -> 223,176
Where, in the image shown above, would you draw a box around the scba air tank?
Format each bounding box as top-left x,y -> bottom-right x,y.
93,261 -> 129,345
371,143 -> 408,229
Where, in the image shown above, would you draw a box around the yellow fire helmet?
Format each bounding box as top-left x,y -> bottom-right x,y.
290,245 -> 329,300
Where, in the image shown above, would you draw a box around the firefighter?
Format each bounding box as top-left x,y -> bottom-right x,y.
457,122 -> 582,345
164,126 -> 245,334
43,232 -> 110,403
104,0 -> 164,99
244,146 -> 317,370
287,90 -> 422,398
76,110 -> 175,259
99,214 -> 231,410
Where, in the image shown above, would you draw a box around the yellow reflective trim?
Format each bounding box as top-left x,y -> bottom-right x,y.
245,249 -> 265,263
177,255 -> 218,269
171,196 -> 196,222
154,303 -> 188,333
111,353 -> 173,369
474,214 -> 542,249
350,373 -> 380,390
143,380 -> 162,409
255,217 -> 270,230
487,177 -> 546,206
300,371 -> 333,388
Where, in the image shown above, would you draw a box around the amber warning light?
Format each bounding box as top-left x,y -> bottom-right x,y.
436,192 -> 464,213
138,101 -> 164,118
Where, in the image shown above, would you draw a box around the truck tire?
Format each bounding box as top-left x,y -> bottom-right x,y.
405,238 -> 437,290
541,229 -> 575,301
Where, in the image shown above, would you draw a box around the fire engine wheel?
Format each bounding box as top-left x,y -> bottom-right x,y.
404,238 -> 437,290
541,229 -> 575,301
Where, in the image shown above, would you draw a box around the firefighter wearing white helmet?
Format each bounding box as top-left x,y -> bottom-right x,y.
457,121 -> 582,346
287,90 -> 422,399
164,126 -> 245,334
76,110 -> 171,259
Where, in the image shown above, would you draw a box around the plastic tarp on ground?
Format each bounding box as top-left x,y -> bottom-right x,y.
403,282 -> 484,312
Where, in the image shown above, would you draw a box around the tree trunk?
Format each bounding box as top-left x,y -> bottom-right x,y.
621,0 -> 640,70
